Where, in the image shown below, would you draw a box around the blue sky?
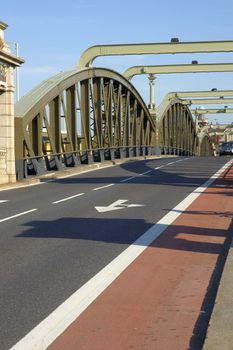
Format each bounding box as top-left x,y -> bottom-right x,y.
2,0 -> 233,124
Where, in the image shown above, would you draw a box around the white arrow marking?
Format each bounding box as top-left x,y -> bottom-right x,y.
0,200 -> 8,204
95,199 -> 144,213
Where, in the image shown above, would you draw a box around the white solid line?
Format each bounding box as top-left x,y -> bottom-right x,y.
92,184 -> 114,191
52,193 -> 84,204
10,159 -> 233,350
0,209 -> 38,223
0,199 -> 8,203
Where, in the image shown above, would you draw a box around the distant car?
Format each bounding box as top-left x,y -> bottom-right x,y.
219,141 -> 233,156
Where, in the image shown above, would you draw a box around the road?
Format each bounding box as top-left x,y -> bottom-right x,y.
0,156 -> 232,349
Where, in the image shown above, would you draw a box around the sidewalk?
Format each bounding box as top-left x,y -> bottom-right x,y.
203,165 -> 233,350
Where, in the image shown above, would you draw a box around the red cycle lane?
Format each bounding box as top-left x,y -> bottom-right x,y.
49,164 -> 233,350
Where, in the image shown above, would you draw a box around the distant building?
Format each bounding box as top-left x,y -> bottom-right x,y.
208,123 -> 233,152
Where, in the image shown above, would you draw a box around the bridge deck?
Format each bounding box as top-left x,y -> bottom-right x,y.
1,157 -> 232,349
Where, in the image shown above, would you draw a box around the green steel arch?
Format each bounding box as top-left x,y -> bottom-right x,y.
15,68 -> 156,178
198,131 -> 216,156
157,98 -> 197,156
157,97 -> 215,156
14,67 -> 213,179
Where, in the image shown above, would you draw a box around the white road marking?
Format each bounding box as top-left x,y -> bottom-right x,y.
52,193 -> 84,204
120,176 -> 136,183
139,170 -> 152,175
154,165 -> 164,170
10,158 -> 233,350
0,200 -> 8,203
0,209 -> 38,223
122,159 -> 186,179
120,170 -> 151,183
92,184 -> 114,191
154,158 -> 188,170
95,199 -> 145,213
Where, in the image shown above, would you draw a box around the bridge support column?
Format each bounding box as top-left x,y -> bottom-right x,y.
0,22 -> 24,184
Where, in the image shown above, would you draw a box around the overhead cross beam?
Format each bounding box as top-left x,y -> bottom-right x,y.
78,40 -> 233,67
123,63 -> 233,80
182,98 -> 233,105
166,90 -> 233,99
190,108 -> 233,114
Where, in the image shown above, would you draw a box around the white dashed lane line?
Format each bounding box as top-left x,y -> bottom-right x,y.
120,176 -> 136,183
139,170 -> 152,175
52,193 -> 85,204
120,169 -> 154,183
92,184 -> 115,191
0,209 -> 38,223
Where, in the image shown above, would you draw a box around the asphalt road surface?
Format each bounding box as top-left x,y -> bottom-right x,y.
0,156 -> 231,349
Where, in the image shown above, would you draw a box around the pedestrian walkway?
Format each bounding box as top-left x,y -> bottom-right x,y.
203,164 -> 233,350
47,162 -> 233,350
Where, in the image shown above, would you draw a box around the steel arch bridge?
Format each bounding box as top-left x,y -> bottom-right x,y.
14,67 -> 213,179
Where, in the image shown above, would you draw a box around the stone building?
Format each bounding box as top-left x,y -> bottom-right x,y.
0,21 -> 24,184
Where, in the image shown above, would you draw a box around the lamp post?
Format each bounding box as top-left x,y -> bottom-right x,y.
148,73 -> 156,110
